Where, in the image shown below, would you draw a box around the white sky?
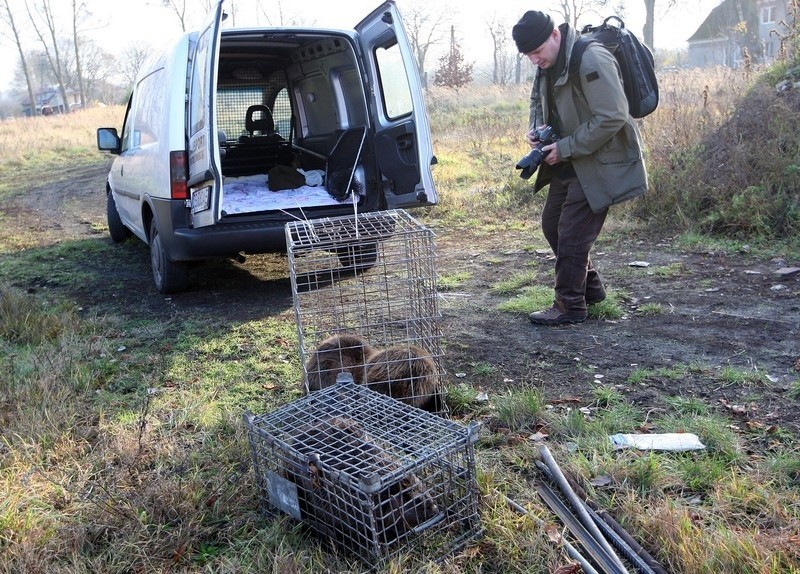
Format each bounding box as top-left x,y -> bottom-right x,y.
0,0 -> 720,94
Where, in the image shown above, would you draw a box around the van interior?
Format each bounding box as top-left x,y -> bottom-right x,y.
215,31 -> 373,217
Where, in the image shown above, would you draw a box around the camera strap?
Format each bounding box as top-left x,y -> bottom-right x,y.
545,71 -> 564,137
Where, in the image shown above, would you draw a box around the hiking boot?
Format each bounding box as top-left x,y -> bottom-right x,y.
529,305 -> 587,326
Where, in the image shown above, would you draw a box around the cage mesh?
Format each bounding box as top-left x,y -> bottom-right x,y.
217,72 -> 291,140
244,375 -> 482,567
286,209 -> 446,414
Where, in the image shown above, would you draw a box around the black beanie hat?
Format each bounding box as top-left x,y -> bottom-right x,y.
512,10 -> 555,53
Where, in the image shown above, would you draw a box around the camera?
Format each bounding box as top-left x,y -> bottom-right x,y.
516,125 -> 558,180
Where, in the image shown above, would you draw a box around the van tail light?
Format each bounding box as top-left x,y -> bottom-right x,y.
169,151 -> 189,199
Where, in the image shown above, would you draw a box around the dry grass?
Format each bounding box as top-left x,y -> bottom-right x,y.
427,64 -> 800,242
0,105 -> 123,159
0,105 -> 123,193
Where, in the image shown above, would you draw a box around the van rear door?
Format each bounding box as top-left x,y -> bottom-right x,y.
186,0 -> 224,228
355,1 -> 438,208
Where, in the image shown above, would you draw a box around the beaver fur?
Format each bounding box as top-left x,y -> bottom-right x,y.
304,333 -> 377,392
364,344 -> 441,412
282,415 -> 439,546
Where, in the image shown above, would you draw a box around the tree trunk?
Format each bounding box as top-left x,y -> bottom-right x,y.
72,0 -> 86,110
643,0 -> 656,49
2,0 -> 37,116
35,0 -> 71,112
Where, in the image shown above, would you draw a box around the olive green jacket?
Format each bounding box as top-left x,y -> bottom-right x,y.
530,24 -> 648,213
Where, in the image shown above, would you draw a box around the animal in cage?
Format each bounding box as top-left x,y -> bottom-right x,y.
282,415 -> 441,546
304,333 -> 378,390
364,345 -> 442,412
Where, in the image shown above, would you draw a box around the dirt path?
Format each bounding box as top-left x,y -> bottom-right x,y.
4,160 -> 799,436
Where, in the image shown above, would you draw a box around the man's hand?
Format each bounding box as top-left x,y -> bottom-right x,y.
542,142 -> 560,165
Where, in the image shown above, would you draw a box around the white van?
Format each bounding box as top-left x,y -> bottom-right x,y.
97,0 -> 437,293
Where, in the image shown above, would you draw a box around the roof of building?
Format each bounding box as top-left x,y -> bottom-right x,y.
688,0 -> 759,42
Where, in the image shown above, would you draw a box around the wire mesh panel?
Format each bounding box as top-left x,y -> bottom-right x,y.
286,209 -> 446,414
244,375 -> 482,567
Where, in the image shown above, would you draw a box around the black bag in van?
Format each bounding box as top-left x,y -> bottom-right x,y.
570,16 -> 659,119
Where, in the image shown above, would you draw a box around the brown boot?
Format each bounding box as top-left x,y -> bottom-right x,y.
529,303 -> 587,326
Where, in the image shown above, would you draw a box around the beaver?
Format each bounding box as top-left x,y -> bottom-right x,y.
364,344 -> 442,412
303,333 -> 377,392
281,416 -> 440,547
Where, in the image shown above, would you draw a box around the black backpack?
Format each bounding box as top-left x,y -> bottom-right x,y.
569,16 -> 659,119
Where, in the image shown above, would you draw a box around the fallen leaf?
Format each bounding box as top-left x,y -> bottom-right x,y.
550,396 -> 582,404
545,522 -> 562,543
590,475 -> 612,487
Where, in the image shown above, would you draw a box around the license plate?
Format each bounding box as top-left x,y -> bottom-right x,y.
191,186 -> 210,214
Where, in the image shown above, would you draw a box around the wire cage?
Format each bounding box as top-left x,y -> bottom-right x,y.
285,209 -> 446,414
244,374 -> 482,567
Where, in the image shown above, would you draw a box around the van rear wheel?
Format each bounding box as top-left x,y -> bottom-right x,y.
107,191 -> 131,243
150,220 -> 189,293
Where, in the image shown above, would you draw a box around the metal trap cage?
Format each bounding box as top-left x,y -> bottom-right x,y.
285,209 -> 446,414
244,375 -> 482,567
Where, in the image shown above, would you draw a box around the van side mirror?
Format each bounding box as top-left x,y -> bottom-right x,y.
97,127 -> 121,154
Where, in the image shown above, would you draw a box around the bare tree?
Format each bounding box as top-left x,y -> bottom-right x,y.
162,0 -> 216,31
1,0 -> 37,115
24,0 -> 72,113
254,0 -> 306,26
70,0 -> 90,109
162,0 -> 188,31
483,15 -> 515,86
78,43 -> 121,104
552,0 -> 615,28
642,0 -> 683,49
403,4 -> 449,88
119,44 -> 152,88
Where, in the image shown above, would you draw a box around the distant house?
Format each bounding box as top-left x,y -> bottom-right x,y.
687,0 -> 794,67
21,87 -> 81,116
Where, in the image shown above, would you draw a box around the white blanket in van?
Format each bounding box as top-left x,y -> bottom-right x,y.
222,173 -> 343,215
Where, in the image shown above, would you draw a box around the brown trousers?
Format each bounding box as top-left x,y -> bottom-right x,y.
541,174 -> 608,312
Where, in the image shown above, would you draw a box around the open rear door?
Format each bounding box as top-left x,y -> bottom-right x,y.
186,0 -> 224,228
355,1 -> 438,208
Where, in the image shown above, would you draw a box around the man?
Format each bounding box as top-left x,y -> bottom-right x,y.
513,11 -> 648,325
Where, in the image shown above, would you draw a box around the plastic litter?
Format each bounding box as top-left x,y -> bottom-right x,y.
609,433 -> 706,451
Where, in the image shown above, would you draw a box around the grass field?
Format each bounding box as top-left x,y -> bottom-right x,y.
1,68 -> 799,573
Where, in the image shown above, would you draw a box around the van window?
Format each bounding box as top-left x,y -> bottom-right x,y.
119,68 -> 164,152
216,70 -> 289,140
217,87 -> 263,139
189,26 -> 212,136
131,68 -> 165,147
272,88 -> 292,138
374,42 -> 412,120
119,96 -> 135,153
